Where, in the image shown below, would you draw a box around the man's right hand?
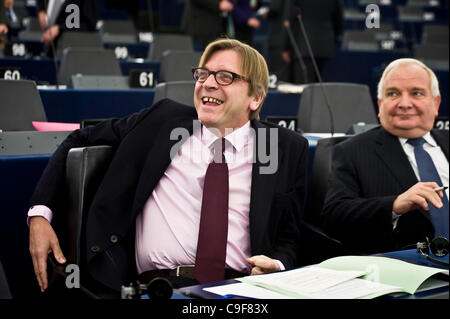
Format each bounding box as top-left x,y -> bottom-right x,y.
29,216 -> 66,292
393,182 -> 444,215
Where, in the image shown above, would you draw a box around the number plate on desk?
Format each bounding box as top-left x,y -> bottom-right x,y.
0,67 -> 22,80
434,116 -> 449,130
129,69 -> 156,88
265,116 -> 298,131
4,42 -> 28,57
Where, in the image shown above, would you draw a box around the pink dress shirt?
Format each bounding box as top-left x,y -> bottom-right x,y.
135,122 -> 254,274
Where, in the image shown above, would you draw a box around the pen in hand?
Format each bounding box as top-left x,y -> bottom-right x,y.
433,186 -> 448,192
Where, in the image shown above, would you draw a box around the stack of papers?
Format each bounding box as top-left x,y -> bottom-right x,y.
203,256 -> 448,299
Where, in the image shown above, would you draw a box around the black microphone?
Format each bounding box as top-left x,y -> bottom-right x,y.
48,29 -> 59,88
295,13 -> 335,136
416,237 -> 449,267
284,21 -> 308,83
121,277 -> 173,299
146,277 -> 173,299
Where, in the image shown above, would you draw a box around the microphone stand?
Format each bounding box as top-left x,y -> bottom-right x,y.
48,27 -> 59,89
284,22 -> 308,84
296,14 -> 335,136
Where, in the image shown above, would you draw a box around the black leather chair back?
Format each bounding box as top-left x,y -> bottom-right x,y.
297,82 -> 377,133
297,136 -> 351,266
60,146 -> 114,266
48,145 -> 116,298
304,136 -> 351,226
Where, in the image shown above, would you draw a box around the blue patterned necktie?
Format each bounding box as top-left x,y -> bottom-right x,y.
407,137 -> 449,238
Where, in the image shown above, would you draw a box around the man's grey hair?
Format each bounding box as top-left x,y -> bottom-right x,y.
377,58 -> 440,100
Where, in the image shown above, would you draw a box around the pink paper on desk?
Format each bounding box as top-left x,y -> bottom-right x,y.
32,121 -> 80,131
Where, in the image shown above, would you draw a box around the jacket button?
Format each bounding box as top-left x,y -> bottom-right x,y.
110,235 -> 118,243
90,245 -> 100,253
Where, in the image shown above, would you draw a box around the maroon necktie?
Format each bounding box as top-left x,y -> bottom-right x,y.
194,138 -> 229,284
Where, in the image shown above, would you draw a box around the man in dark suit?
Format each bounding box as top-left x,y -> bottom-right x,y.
283,0 -> 343,84
28,38 -> 308,297
36,0 -> 98,47
322,58 -> 449,254
181,0 -> 233,49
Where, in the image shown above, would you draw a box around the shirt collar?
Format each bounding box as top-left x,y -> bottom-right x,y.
201,121 -> 252,153
399,132 -> 437,147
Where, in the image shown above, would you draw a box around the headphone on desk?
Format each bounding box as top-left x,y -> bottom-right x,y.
416,237 -> 449,267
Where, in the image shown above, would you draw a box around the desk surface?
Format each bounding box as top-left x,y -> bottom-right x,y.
178,249 -> 449,299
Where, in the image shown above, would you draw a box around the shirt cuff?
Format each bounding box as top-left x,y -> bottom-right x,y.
274,259 -> 285,271
392,211 -> 400,230
27,205 -> 53,227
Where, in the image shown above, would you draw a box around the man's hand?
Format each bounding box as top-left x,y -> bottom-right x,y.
29,216 -> 66,292
282,50 -> 291,63
41,25 -> 60,44
247,255 -> 281,275
219,0 -> 233,12
247,17 -> 260,29
38,10 -> 48,30
0,24 -> 8,34
393,182 -> 444,215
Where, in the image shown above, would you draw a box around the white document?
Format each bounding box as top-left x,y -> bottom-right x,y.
300,278 -> 402,299
241,266 -> 366,294
203,282 -> 294,299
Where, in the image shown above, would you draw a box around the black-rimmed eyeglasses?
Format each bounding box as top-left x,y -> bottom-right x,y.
192,67 -> 248,86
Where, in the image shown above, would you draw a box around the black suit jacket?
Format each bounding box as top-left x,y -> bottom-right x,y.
36,0 -> 98,32
181,0 -> 226,48
0,3 -> 6,25
30,99 -> 308,291
286,0 -> 343,58
322,126 -> 449,254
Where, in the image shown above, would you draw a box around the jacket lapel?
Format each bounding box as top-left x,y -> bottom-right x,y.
249,120 -> 281,254
374,128 -> 418,191
132,115 -> 196,216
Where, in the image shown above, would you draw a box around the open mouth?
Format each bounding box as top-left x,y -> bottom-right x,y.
202,96 -> 224,105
